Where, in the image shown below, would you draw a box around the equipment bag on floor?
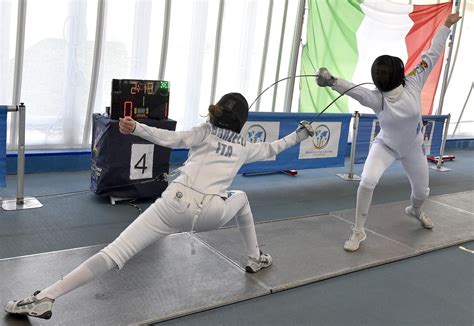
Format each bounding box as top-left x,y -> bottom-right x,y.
90,113 -> 176,198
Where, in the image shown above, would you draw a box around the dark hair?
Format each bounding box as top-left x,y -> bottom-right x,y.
208,104 -> 224,125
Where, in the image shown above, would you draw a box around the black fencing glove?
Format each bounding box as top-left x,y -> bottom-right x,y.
315,68 -> 337,87
296,120 -> 314,142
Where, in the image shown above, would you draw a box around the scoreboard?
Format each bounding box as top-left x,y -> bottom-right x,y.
111,79 -> 169,120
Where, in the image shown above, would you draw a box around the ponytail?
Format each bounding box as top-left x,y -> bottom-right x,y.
208,104 -> 224,125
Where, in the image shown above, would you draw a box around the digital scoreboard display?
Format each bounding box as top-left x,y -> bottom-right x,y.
111,79 -> 169,120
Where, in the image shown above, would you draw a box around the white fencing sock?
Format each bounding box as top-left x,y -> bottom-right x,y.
410,194 -> 425,216
36,251 -> 117,300
235,203 -> 261,259
355,185 -> 374,231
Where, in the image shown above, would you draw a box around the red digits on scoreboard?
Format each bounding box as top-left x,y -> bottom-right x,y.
123,101 -> 133,117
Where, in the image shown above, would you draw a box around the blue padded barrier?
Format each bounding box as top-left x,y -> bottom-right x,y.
239,112 -> 352,174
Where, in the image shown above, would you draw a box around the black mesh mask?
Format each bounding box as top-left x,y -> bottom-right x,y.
213,93 -> 249,133
371,55 -> 405,92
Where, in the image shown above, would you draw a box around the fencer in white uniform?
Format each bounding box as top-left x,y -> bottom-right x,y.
315,13 -> 461,252
4,92 -> 314,319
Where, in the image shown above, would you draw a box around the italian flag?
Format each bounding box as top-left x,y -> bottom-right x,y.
300,0 -> 452,115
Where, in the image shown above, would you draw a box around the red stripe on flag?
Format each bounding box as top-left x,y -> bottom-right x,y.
405,2 -> 452,114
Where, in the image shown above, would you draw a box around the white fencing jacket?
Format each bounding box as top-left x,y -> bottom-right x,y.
133,122 -> 300,197
332,26 -> 451,158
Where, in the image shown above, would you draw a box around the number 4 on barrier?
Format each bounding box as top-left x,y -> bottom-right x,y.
130,144 -> 154,180
134,154 -> 148,173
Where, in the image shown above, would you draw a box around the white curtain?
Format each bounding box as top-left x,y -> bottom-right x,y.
0,0 -> 472,151
0,1 -> 17,146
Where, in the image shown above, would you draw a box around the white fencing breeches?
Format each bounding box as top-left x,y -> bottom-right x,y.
354,142 -> 430,230
360,142 -> 430,200
103,182 -> 260,269
39,183 -> 260,300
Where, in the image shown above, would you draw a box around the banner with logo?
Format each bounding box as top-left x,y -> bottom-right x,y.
243,121 -> 280,161
299,121 -> 342,159
239,112 -> 352,174
0,106 -> 7,187
354,114 -> 448,163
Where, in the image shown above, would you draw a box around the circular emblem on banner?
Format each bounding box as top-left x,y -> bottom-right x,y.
312,124 -> 331,149
247,124 -> 266,143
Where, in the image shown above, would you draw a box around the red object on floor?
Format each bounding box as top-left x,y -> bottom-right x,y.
427,155 -> 455,164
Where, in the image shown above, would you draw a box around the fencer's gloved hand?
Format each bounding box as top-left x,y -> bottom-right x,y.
296,120 -> 314,142
315,67 -> 337,87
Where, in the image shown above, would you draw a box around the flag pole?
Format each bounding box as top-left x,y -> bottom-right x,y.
435,0 -> 460,115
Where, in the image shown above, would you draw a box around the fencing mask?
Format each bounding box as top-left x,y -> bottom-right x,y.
211,93 -> 249,133
371,55 -> 405,92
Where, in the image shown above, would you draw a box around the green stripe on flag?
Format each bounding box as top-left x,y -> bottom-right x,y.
300,0 -> 364,113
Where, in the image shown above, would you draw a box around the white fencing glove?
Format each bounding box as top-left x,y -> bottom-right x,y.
315,68 -> 337,87
296,120 -> 314,142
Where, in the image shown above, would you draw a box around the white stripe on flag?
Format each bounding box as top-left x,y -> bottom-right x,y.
350,0 -> 414,113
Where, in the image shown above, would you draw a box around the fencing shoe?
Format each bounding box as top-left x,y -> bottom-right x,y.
344,228 -> 367,252
405,206 -> 434,229
246,252 -> 272,273
4,291 -> 54,319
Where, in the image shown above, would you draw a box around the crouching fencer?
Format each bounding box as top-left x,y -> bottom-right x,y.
4,92 -> 314,319
315,13 -> 461,252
